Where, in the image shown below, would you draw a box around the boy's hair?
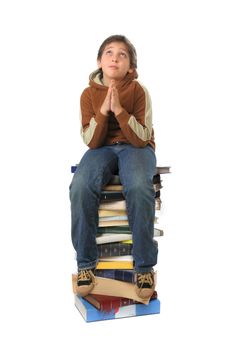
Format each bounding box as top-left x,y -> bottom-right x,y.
97,35 -> 137,69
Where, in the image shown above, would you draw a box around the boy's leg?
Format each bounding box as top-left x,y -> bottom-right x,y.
69,147 -> 118,273
118,145 -> 158,273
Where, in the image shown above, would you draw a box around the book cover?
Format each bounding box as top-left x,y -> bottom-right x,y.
74,295 -> 160,322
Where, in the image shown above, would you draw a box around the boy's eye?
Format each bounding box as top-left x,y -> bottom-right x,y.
105,50 -> 112,55
120,52 -> 127,57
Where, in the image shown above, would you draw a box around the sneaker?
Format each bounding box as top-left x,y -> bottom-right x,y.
135,271 -> 155,299
76,269 -> 95,297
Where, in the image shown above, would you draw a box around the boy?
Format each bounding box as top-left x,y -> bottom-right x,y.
70,35 -> 158,298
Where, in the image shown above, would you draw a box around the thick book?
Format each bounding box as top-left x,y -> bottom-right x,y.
97,242 -> 132,257
83,291 -> 158,312
97,239 -> 158,257
72,275 -> 156,304
74,295 -> 160,322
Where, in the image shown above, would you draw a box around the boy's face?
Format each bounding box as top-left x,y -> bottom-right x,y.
97,41 -> 134,85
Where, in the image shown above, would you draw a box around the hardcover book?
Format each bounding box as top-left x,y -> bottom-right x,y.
74,295 -> 160,322
95,269 -> 135,282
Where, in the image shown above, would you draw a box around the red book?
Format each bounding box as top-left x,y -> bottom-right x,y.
83,291 -> 157,313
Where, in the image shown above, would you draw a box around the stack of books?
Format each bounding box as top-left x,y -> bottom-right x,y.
71,165 -> 170,322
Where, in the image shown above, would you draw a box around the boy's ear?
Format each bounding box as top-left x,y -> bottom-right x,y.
128,68 -> 134,74
97,59 -> 102,68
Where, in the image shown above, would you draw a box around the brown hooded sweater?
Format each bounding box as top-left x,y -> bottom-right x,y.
79,69 -> 155,150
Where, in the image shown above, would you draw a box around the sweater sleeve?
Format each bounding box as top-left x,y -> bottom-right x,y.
80,88 -> 109,149
114,83 -> 153,148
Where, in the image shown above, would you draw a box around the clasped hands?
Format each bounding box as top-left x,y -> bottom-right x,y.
100,80 -> 123,116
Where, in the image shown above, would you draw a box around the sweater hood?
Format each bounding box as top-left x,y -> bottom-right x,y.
89,69 -> 138,90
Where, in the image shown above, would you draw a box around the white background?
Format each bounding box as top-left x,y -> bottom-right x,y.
0,0 -> 233,349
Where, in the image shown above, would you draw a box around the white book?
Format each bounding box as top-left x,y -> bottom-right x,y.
99,255 -> 133,261
96,229 -> 164,244
96,233 -> 132,244
99,215 -> 128,222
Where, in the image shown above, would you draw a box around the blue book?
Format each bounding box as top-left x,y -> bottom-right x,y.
74,295 -> 160,322
95,269 -> 134,283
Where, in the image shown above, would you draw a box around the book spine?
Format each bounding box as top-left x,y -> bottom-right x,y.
97,242 -> 132,257
95,269 -> 135,283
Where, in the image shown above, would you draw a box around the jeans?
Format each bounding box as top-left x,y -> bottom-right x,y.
69,144 -> 158,273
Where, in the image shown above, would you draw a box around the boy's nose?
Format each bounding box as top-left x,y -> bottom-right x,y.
112,57 -> 118,62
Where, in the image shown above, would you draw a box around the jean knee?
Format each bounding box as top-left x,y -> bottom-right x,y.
69,173 -> 91,202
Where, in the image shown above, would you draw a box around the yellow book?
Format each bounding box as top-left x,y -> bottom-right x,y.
98,209 -> 127,217
98,220 -> 129,227
96,260 -> 133,269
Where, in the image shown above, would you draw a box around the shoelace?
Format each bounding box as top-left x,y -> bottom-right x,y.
78,270 -> 95,283
137,273 -> 154,288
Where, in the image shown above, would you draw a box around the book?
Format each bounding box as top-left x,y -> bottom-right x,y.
96,230 -> 163,244
99,255 -> 133,262
99,215 -> 128,222
96,260 -> 133,269
97,242 -> 132,257
97,225 -> 131,233
95,269 -> 135,282
97,239 -> 158,257
98,217 -> 158,227
100,190 -> 160,201
74,295 -> 160,322
98,220 -> 129,227
103,183 -> 162,191
97,226 -> 163,235
99,209 -> 128,217
83,291 -> 158,312
96,233 -> 132,244
72,275 -> 156,304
